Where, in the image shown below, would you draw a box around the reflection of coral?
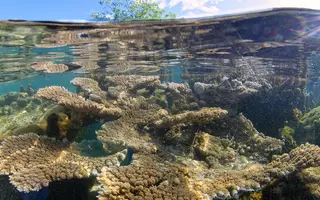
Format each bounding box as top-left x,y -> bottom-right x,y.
153,107 -> 228,128
31,61 -> 68,73
37,86 -> 122,118
97,154 -> 201,200
0,133 -> 127,192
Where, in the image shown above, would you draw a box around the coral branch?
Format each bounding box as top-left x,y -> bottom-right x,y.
37,86 -> 121,118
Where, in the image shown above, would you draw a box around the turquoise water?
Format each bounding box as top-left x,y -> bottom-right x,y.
0,71 -> 77,95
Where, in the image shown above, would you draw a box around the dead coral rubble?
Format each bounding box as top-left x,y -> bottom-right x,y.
37,86 -> 122,118
0,133 -> 127,192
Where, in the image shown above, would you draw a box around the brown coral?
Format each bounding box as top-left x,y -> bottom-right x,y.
193,132 -> 236,167
36,86 -> 121,118
0,133 -> 127,192
97,98 -> 161,154
267,143 -> 320,177
31,61 -> 69,73
105,75 -> 160,91
97,154 -> 201,200
153,107 -> 228,128
300,166 -> 320,198
70,77 -> 103,92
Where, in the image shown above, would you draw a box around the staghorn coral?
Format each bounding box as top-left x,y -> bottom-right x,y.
31,61 -> 69,73
153,107 -> 228,128
0,133 -> 127,192
36,86 -> 121,118
97,154 -> 201,200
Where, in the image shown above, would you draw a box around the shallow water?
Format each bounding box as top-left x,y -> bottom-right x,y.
1,7 -> 320,200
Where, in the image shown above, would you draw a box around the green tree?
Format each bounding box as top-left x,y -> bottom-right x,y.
92,0 -> 176,22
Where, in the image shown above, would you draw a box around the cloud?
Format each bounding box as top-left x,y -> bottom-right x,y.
169,0 -> 223,11
55,19 -> 92,23
180,11 -> 219,18
158,0 -> 167,8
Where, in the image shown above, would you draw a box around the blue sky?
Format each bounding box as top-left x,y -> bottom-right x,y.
0,0 -> 319,21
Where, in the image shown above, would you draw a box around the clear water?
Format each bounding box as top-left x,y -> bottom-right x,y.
1,8 -> 320,200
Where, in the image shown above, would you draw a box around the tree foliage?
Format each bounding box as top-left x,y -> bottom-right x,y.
92,0 -> 176,22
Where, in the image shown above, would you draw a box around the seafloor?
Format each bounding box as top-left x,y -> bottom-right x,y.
1,7 -> 320,200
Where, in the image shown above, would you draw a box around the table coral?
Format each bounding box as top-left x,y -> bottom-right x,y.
37,86 -> 122,118
70,77 -> 103,93
104,75 -> 160,91
97,97 -> 161,154
0,133 -> 127,192
153,107 -> 228,128
97,154 -> 201,200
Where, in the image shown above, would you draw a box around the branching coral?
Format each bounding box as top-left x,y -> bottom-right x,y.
97,154 -> 201,200
153,107 -> 228,128
37,86 -> 122,118
0,133 -> 127,192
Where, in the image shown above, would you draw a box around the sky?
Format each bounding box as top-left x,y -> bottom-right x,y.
0,0 -> 320,21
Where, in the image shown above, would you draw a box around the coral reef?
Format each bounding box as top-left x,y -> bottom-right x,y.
37,86 -> 122,118
0,133 -> 127,192
97,97 -> 161,154
193,132 -> 237,167
152,107 -> 228,128
300,166 -> 320,198
71,77 -> 103,93
157,82 -> 199,113
97,154 -> 201,200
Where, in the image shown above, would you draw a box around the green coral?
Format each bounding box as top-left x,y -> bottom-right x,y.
300,106 -> 320,125
281,126 -> 295,144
